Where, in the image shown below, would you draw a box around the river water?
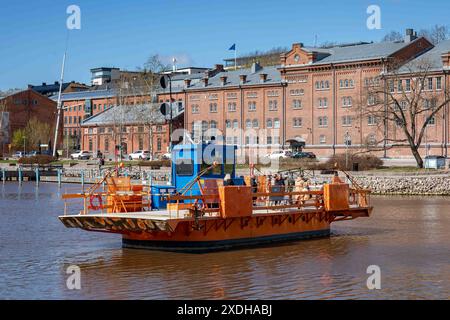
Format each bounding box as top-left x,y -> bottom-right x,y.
0,182 -> 449,299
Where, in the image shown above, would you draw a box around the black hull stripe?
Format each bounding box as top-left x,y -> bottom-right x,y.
122,229 -> 330,253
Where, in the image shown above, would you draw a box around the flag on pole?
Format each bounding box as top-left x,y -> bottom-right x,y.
229,44 -> 237,70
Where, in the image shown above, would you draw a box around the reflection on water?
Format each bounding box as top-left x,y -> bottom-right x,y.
0,183 -> 449,299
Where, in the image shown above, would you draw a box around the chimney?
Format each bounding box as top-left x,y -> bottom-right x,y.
220,76 -> 227,86
215,64 -> 224,72
184,79 -> 191,88
259,73 -> 267,83
405,28 -> 417,43
239,74 -> 247,84
202,77 -> 209,87
42,82 -> 46,86
54,81 -> 59,85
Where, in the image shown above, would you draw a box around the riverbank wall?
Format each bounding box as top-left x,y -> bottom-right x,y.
351,172 -> 450,195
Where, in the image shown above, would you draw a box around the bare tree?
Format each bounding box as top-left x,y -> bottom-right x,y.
357,58 -> 450,168
381,31 -> 404,42
418,25 -> 450,45
108,54 -> 167,160
382,25 -> 450,44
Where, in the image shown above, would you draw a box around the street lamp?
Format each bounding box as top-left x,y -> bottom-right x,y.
345,131 -> 350,169
160,75 -> 174,152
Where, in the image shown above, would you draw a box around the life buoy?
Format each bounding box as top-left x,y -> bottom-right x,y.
89,194 -> 103,210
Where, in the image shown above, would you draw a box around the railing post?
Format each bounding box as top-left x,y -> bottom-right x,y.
81,170 -> 85,191
35,167 -> 40,186
18,167 -> 22,185
57,169 -> 62,187
1,168 -> 5,183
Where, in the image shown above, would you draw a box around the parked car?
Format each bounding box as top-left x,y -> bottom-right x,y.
292,151 -> 316,159
128,150 -> 151,161
27,151 -> 39,157
264,150 -> 293,160
12,151 -> 26,159
161,152 -> 172,160
70,150 -> 92,160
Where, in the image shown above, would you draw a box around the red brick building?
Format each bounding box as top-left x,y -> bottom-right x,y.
0,89 -> 60,156
63,28 -> 450,160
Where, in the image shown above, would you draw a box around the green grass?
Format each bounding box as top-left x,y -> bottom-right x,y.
0,160 -> 17,164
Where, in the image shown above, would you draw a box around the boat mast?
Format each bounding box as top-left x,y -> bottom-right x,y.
52,49 -> 67,157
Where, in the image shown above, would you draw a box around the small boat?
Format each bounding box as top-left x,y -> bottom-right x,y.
58,143 -> 372,253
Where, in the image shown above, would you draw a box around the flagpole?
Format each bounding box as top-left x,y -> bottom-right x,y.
234,46 -> 237,70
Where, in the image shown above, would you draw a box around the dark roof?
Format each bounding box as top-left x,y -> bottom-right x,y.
81,102 -> 184,127
51,88 -> 117,101
398,39 -> 450,73
82,104 -> 166,126
285,39 -> 424,66
29,82 -> 71,95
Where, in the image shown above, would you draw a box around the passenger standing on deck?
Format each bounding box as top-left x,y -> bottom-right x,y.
250,175 -> 258,205
287,173 -> 295,204
272,174 -> 285,205
295,176 -> 304,204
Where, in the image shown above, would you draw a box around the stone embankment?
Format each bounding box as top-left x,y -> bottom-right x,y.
352,171 -> 450,195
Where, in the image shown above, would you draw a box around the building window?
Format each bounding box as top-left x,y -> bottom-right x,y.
319,135 -> 326,144
105,138 -> 109,151
290,89 -> 304,96
293,117 -> 302,127
248,101 -> 256,111
138,137 -> 144,150
233,120 -> 239,129
267,136 -> 272,144
436,77 -> 442,90
88,139 -> 93,151
315,80 -> 330,90
292,99 -> 302,109
368,95 -> 377,106
266,118 -> 273,128
318,116 -> 328,127
389,80 -> 395,93
398,80 -> 403,92
273,118 -> 280,129
209,103 -> 217,113
252,119 -> 259,128
342,96 -> 352,107
368,115 -> 377,126
245,119 -> 252,129
268,100 -> 278,111
225,120 -> 231,128
367,133 -> 376,146
405,79 -> 411,92
318,98 -> 328,108
400,100 -> 407,110
344,134 -> 352,146
429,116 -> 436,125
427,78 -> 433,91
342,115 -> 352,126
192,104 -> 199,114
228,102 -> 236,112
340,79 -> 354,88
157,138 -> 162,151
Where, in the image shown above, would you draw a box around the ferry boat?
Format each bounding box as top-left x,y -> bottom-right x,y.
58,143 -> 372,253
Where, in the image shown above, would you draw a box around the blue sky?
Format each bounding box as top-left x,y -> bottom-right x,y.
0,0 -> 449,90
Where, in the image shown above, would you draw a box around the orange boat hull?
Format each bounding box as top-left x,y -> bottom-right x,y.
121,212 -> 332,253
